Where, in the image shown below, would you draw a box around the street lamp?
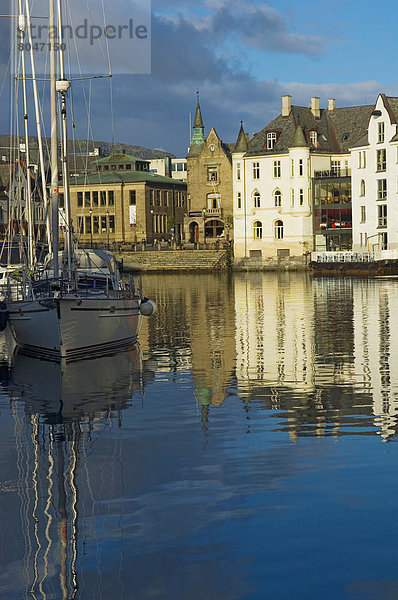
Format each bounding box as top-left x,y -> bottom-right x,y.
106,210 -> 109,250
89,208 -> 93,247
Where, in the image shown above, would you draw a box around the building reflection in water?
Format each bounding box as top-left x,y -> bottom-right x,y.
139,273 -> 236,428
5,346 -> 142,599
139,272 -> 398,442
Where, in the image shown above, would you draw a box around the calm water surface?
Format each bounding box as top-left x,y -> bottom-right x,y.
1,272 -> 398,599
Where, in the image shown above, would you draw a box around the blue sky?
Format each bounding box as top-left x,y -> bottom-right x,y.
1,0 -> 398,156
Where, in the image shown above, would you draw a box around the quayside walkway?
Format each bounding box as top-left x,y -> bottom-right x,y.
115,249 -> 230,271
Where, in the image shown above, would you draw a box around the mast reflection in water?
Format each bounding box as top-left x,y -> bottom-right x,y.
1,346 -> 142,600
3,273 -> 398,599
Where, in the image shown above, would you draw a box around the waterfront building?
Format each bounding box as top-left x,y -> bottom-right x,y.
185,98 -> 234,244
63,153 -> 187,246
232,96 -> 371,260
350,94 -> 398,253
149,157 -> 187,181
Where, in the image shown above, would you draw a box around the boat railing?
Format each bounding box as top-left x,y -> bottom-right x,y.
311,251 -> 375,263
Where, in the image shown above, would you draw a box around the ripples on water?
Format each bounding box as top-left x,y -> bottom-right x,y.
1,272 -> 398,599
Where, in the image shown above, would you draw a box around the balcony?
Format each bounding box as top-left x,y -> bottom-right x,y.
205,207 -> 223,217
314,168 -> 351,178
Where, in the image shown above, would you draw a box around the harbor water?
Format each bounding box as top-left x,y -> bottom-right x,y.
1,271 -> 398,599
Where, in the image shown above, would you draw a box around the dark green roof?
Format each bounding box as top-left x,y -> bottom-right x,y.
290,124 -> 309,148
94,153 -> 149,165
69,170 -> 186,187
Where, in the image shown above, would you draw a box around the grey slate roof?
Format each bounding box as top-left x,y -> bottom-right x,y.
244,102 -> 377,157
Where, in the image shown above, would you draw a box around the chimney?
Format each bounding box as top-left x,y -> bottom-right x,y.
310,97 -> 320,119
328,98 -> 335,111
282,95 -> 292,117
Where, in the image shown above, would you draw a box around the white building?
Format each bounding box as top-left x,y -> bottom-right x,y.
232,96 -> 372,260
351,94 -> 398,253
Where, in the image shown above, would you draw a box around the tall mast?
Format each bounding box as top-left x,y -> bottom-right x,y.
24,0 -> 52,252
18,5 -> 34,268
56,0 -> 73,281
49,0 -> 59,280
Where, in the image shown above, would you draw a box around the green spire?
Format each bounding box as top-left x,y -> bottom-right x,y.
191,92 -> 206,146
290,124 -> 309,148
234,121 -> 248,152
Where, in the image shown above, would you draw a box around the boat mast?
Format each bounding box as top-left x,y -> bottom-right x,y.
49,0 -> 59,281
17,4 -> 35,268
24,0 -> 52,253
56,0 -> 73,282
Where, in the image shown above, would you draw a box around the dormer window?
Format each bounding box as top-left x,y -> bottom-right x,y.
341,133 -> 349,141
267,132 -> 276,150
310,131 -> 317,146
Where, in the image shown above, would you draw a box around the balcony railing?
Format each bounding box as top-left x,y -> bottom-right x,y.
314,168 -> 351,178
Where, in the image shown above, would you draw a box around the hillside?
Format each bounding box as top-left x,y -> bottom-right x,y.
0,135 -> 175,163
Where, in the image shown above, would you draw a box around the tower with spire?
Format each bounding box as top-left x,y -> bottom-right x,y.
190,92 -> 206,149
185,93 -> 235,244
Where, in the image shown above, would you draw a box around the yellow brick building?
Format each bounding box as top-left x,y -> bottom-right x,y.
61,154 -> 187,246
185,100 -> 234,244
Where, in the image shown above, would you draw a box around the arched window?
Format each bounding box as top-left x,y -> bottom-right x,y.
360,179 -> 365,196
253,191 -> 261,208
274,190 -> 282,207
310,131 -> 317,146
253,221 -> 262,239
274,220 -> 283,240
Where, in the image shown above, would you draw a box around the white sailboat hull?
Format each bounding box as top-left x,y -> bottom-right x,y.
7,295 -> 142,361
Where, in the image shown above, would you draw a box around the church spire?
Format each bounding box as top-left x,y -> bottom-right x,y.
190,91 -> 206,146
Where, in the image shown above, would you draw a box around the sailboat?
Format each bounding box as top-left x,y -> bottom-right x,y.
3,0 -> 156,361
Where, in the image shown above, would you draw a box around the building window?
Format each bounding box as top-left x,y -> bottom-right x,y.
100,191 -> 106,206
93,215 -> 99,234
108,190 -> 114,205
130,190 -> 136,205
84,191 -> 91,207
208,167 -> 218,182
310,131 -> 317,146
380,232 -> 388,250
274,190 -> 281,207
253,221 -> 262,239
92,191 -> 98,206
149,190 -> 154,206
360,179 -> 365,196
101,215 -> 107,232
291,189 -> 294,206
274,220 -> 283,239
291,159 -> 294,177
273,160 -> 281,178
252,162 -> 260,179
360,205 -> 366,223
377,149 -> 386,171
156,190 -> 161,206
267,132 -> 276,150
77,216 -> 83,233
299,159 -> 304,176
378,204 -> 387,228
163,191 -> 168,206
77,191 -> 83,207
109,215 -> 115,233
377,179 -> 387,200
236,163 -> 241,180
253,191 -> 261,208
378,122 -> 385,143
299,188 -> 304,206
331,160 -> 340,175
237,192 -> 241,209
59,193 -> 64,208
85,215 -> 92,234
